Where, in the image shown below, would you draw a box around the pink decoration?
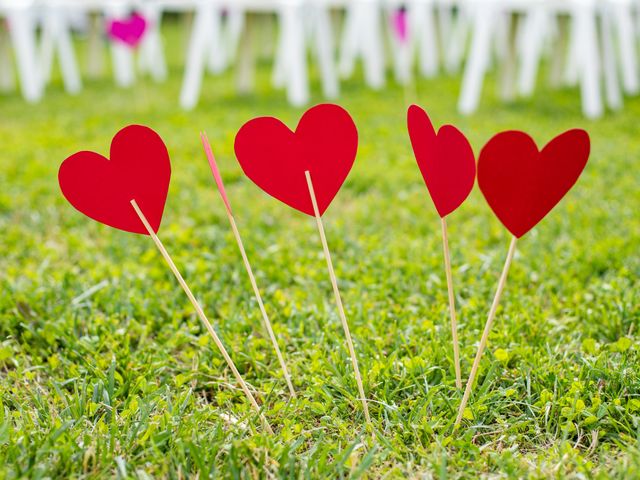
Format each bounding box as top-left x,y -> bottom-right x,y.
107,13 -> 147,48
391,8 -> 409,43
201,133 -> 233,215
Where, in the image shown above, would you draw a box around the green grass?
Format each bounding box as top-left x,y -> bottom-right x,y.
1,21 -> 639,478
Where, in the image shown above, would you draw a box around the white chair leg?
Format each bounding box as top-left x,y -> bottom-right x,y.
40,13 -> 55,85
493,11 -> 510,63
548,14 -> 566,87
446,5 -> 470,74
139,3 -> 167,81
600,8 -> 623,109
391,34 -> 413,86
7,7 -> 42,102
272,11 -> 288,89
564,11 -> 580,86
225,7 -> 245,60
517,7 -> 546,97
458,6 -> 493,114
498,12 -> 518,101
206,7 -> 227,74
53,7 -> 82,94
611,1 -> 638,94
313,5 -> 339,98
438,2 -> 453,47
180,3 -> 214,109
387,5 -> 412,85
360,1 -> 385,89
573,4 -> 603,118
338,3 -> 359,78
413,1 -> 439,78
110,43 -> 135,87
280,2 -> 309,106
106,3 -> 135,88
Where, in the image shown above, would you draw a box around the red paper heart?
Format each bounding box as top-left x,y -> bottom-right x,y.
58,125 -> 171,235
234,103 -> 358,216
407,105 -> 476,217
478,129 -> 590,238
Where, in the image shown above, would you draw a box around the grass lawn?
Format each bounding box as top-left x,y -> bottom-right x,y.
1,21 -> 639,478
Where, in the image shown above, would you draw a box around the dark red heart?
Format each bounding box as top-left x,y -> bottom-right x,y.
58,125 -> 171,235
478,129 -> 590,238
234,103 -> 358,216
407,104 -> 476,217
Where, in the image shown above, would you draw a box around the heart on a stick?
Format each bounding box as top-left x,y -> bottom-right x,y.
234,103 -> 358,216
407,104 -> 476,217
391,8 -> 409,43
478,129 -> 590,238
107,13 -> 147,48
58,125 -> 171,235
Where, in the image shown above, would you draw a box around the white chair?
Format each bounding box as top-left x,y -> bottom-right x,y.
272,0 -> 340,100
39,0 -> 82,94
180,0 -> 340,109
457,0 -> 623,119
384,3 -> 414,85
104,0 -> 137,87
0,0 -> 43,102
517,0 -> 629,111
180,0 -> 229,108
340,0 -> 452,87
440,0 -> 472,74
136,0 -> 169,82
74,0 -> 172,87
409,0 -> 441,78
338,0 -> 386,89
602,0 -> 638,95
383,0 -> 442,85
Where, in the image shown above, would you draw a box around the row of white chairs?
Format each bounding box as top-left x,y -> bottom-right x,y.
456,0 -> 639,118
0,0 -> 175,102
1,0 -> 639,118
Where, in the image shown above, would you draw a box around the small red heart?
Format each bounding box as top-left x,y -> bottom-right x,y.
407,105 -> 476,217
58,125 -> 171,235
478,129 -> 590,238
234,104 -> 358,216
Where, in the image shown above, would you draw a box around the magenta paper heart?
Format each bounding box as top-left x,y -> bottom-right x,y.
107,13 -> 147,48
391,9 -> 408,43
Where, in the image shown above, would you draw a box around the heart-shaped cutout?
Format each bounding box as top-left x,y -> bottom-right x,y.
107,13 -> 147,48
234,103 -> 358,217
407,104 -> 476,217
391,8 -> 409,43
58,124 -> 171,235
478,129 -> 590,238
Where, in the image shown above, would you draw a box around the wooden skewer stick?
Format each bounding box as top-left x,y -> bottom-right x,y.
304,171 -> 372,427
130,199 -> 274,435
441,217 -> 462,389
226,211 -> 297,398
200,133 -> 296,398
454,236 -> 518,428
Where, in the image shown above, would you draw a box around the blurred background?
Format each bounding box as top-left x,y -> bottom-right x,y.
1,0 -> 638,116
